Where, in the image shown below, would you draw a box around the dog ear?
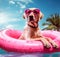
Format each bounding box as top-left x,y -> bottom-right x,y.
39,11 -> 44,19
23,13 -> 26,19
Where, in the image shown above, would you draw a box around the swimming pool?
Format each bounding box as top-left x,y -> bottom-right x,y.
0,49 -> 60,57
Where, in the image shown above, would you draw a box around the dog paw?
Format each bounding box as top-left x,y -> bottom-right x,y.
44,43 -> 51,48
52,43 -> 58,48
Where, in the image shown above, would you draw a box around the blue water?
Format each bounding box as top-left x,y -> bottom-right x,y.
0,49 -> 60,57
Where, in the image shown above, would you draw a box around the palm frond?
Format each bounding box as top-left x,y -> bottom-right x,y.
42,13 -> 60,31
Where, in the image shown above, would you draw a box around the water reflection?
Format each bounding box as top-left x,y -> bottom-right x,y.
0,52 -> 43,57
0,52 -> 60,57
0,49 -> 60,57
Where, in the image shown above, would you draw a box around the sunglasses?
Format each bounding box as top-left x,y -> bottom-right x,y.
25,9 -> 40,14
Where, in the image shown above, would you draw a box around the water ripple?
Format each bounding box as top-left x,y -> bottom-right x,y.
0,52 -> 60,57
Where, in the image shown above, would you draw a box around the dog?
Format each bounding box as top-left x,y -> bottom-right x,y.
19,8 -> 58,48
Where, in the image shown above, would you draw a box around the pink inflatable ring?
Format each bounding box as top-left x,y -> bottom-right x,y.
0,29 -> 60,53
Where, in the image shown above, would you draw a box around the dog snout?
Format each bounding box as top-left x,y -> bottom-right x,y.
29,16 -> 33,19
29,16 -> 34,21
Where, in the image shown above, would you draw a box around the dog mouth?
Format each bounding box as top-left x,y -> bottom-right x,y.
28,16 -> 38,28
28,21 -> 38,28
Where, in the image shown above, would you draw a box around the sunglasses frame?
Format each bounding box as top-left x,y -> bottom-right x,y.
25,9 -> 40,14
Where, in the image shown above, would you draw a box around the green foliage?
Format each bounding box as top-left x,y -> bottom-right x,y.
42,13 -> 60,31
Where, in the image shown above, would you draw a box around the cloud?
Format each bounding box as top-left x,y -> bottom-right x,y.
19,3 -> 26,9
18,0 -> 33,8
0,12 -> 21,24
0,12 -> 9,24
5,24 -> 24,30
9,0 -> 33,14
9,0 -> 15,4
9,0 -> 33,9
20,0 -> 33,4
5,24 -> 14,29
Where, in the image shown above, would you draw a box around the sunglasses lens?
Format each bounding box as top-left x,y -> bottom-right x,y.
25,9 -> 40,14
34,9 -> 40,14
25,9 -> 31,14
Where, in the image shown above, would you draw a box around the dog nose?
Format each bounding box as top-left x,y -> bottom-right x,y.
29,16 -> 34,21
29,16 -> 33,18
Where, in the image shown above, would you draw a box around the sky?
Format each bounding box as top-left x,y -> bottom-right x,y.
0,0 -> 60,30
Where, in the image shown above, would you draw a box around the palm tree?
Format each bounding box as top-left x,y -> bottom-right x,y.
42,13 -> 60,31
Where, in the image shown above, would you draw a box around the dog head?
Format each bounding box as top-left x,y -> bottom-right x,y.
23,8 -> 44,28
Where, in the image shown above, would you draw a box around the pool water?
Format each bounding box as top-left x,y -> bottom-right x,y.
0,49 -> 60,57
